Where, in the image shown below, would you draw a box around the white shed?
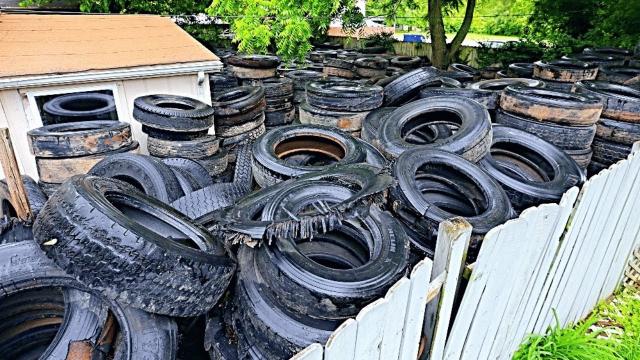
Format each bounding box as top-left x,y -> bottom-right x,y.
0,13 -> 223,179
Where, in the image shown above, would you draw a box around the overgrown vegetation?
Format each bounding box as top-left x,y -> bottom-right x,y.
513,289 -> 640,360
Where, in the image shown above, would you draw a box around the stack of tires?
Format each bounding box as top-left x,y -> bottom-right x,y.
227,55 -> 281,81
247,77 -> 296,129
27,121 -> 138,195
533,59 -> 599,91
300,80 -> 383,137
353,56 -> 388,79
573,81 -> 640,175
133,94 -> 227,177
209,72 -> 238,98
496,85 -> 604,171
212,86 -> 266,162
41,92 -> 117,124
285,70 -> 323,118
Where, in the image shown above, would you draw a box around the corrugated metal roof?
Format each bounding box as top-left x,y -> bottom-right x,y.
0,13 -> 219,79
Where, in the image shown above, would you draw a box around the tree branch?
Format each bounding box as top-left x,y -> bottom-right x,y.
447,0 -> 476,61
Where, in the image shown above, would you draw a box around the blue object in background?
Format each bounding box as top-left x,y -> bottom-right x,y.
403,34 -> 426,43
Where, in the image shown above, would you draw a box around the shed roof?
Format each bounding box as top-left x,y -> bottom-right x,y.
0,13 -> 219,79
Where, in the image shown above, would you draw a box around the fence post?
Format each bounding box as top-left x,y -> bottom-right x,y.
0,128 -> 31,221
422,218 -> 472,359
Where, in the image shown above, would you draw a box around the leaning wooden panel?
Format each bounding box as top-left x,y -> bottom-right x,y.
290,343 -> 323,360
379,278 -> 411,360
429,219 -> 472,360
323,318 -> 358,360
398,258 -> 433,360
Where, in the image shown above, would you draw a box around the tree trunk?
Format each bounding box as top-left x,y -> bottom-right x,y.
428,0 -> 448,69
447,0 -> 476,64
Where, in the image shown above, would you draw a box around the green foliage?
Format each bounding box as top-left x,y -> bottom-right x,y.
592,289 -> 640,359
362,32 -> 396,52
20,0 -> 209,14
445,0 -> 532,36
476,39 -> 544,68
208,0 -> 363,63
513,313 -> 619,360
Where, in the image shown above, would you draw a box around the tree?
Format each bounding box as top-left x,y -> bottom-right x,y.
207,0 -> 364,63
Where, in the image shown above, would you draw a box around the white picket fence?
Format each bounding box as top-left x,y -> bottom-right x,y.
444,143 -> 640,360
292,144 -> 640,360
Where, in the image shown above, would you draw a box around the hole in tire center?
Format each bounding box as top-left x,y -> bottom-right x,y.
0,287 -> 65,359
154,101 -> 195,111
1,199 -> 16,218
401,110 -> 460,144
111,175 -> 145,193
490,142 -> 554,182
59,98 -> 108,112
415,164 -> 488,217
275,135 -> 346,166
105,192 -> 201,249
296,226 -> 371,270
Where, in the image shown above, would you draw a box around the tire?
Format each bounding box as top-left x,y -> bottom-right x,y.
499,85 -> 604,126
480,66 -> 502,79
229,66 -> 277,80
299,102 -> 368,132
355,67 -> 387,78
162,157 -> 214,191
0,241 -> 178,360
35,141 -> 140,184
390,56 -> 422,69
383,67 -> 441,106
439,70 -> 475,84
198,149 -> 230,176
34,176 -> 236,317
587,160 -> 609,176
596,117 -> 640,145
533,60 -> 598,83
147,135 -> 220,159
419,87 -> 500,110
495,109 -> 596,150
0,176 -> 47,219
227,55 -> 281,69
88,153 -> 184,203
252,124 -> 366,187
285,70 -> 324,90
584,47 -> 632,58
378,96 -> 492,162
591,137 -> 632,166
171,144 -> 253,220
448,63 -> 481,80
212,87 -> 265,117
209,73 -> 239,96
0,218 -> 33,244
27,121 -> 132,158
141,126 -> 208,141
323,66 -> 355,78
254,206 -> 409,321
478,126 -> 585,211
356,138 -> 387,168
573,81 -> 640,122
597,65 -> 640,85
508,63 -> 534,78
216,113 -> 265,138
306,81 -> 383,112
467,78 -> 543,91
133,95 -> 215,132
390,148 -> 513,257
265,107 -> 296,127
564,148 -> 593,169
38,181 -> 60,197
261,77 -> 294,98
361,107 -> 397,143
42,93 -> 116,123
562,53 -> 625,67
354,56 -> 388,70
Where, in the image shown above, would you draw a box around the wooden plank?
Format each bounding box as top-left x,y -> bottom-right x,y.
0,89 -> 35,179
353,298 -> 388,360
429,218 -> 472,360
398,258 -> 433,360
290,343 -> 323,360
379,278 -> 411,360
324,318 -> 357,360
0,128 -> 32,221
443,222 -> 508,359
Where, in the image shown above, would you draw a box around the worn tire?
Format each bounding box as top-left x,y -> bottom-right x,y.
378,96 -> 492,161
306,81 -> 383,112
595,117 -> 640,145
495,109 -> 596,150
27,121 -> 132,158
564,148 -> 593,169
147,135 -> 220,159
499,85 -> 604,126
133,95 -> 215,132
161,157 -> 214,190
591,137 -> 632,166
597,65 -> 640,85
383,67 -> 440,106
361,107 -> 397,144
34,176 -> 236,317
198,149 -> 230,176
533,60 -> 598,83
43,93 -> 116,123
573,81 -> 640,122
508,63 -> 534,78
227,55 -> 281,69
299,102 -> 368,132
88,153 -> 184,203
0,176 -> 47,219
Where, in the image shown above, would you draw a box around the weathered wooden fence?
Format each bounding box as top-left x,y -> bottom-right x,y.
292,145 -> 640,360
444,143 -> 640,359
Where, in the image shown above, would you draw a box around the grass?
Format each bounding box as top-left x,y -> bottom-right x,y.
513,288 -> 640,360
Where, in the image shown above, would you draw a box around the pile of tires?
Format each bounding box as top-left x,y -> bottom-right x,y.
212,86 -> 266,163
246,77 -> 296,129
27,120 -> 138,195
227,55 -> 281,80
285,70 -> 323,118
42,92 -> 117,124
133,94 -> 228,177
533,59 -> 599,90
300,80 -> 383,136
496,85 -> 604,170
573,81 -> 640,175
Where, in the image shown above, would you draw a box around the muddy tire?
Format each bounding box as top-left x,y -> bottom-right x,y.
133,95 -> 215,132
